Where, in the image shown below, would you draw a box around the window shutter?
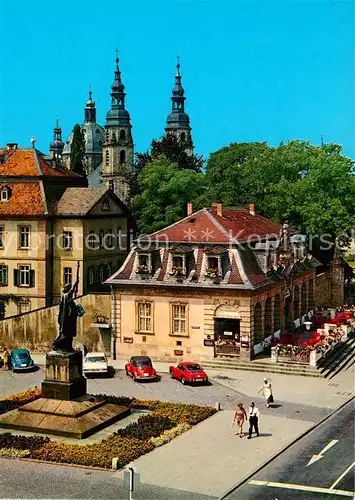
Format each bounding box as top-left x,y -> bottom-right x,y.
4,266 -> 8,286
29,270 -> 35,287
14,269 -> 19,287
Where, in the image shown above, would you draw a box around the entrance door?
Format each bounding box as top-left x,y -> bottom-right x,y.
214,318 -> 241,357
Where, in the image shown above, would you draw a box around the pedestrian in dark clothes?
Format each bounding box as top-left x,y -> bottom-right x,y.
248,402 -> 260,439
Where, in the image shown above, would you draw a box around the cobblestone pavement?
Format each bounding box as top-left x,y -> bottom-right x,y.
0,367 -> 333,423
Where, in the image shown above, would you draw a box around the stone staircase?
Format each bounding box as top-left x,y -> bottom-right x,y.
316,332 -> 355,379
202,358 -> 322,378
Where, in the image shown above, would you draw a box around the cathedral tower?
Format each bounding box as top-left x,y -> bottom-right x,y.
165,57 -> 193,155
101,54 -> 133,204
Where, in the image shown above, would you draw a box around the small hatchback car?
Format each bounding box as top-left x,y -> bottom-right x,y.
10,349 -> 35,372
125,356 -> 157,382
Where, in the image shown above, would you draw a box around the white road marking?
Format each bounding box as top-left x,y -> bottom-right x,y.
249,480 -> 354,497
307,439 -> 339,466
330,461 -> 355,490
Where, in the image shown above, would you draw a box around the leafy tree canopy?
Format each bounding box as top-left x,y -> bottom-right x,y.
202,140 -> 355,237
70,124 -> 86,176
135,134 -> 203,173
133,156 -> 206,234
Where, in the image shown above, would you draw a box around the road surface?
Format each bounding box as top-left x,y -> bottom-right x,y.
223,397 -> 355,499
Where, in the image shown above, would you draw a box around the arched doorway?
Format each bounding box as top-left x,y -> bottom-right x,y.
301,283 -> 307,315
274,294 -> 281,331
293,285 -> 300,320
264,298 -> 272,337
254,303 -> 263,345
214,305 -> 241,357
308,279 -> 314,310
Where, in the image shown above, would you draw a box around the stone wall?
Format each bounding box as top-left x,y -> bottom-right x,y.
315,273 -> 331,307
0,293 -> 111,352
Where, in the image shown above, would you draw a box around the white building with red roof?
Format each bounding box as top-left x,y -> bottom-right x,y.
106,203 -> 319,362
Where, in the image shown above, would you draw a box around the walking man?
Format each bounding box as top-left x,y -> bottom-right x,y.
248,401 -> 260,439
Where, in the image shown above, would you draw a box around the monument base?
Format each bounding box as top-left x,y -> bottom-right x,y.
42,350 -> 87,400
0,397 -> 130,439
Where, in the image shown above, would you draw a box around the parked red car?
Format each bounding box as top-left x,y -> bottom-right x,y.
169,362 -> 208,385
125,356 -> 157,382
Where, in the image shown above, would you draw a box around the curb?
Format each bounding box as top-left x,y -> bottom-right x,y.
218,394 -> 355,499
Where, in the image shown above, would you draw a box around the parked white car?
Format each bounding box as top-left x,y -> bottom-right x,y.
83,352 -> 108,376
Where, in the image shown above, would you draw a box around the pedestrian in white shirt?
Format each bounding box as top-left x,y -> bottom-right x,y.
248,402 -> 260,439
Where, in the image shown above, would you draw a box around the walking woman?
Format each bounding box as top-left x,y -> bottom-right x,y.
258,377 -> 274,407
233,403 -> 248,437
2,348 -> 9,371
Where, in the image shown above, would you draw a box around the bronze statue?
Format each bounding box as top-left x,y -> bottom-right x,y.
52,262 -> 80,352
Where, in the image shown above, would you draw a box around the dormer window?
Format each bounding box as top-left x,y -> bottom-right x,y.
136,253 -> 151,274
171,254 -> 186,276
0,186 -> 11,202
206,256 -> 221,278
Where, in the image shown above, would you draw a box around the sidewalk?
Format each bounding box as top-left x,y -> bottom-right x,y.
114,409 -> 314,498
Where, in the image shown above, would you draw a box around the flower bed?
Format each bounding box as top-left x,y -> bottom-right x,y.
0,390 -> 216,469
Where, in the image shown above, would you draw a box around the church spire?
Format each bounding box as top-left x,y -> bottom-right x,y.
49,117 -> 64,156
165,56 -> 193,154
84,86 -> 96,123
106,50 -> 131,126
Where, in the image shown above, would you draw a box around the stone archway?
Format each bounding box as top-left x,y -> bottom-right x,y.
274,294 -> 281,331
264,298 -> 272,338
254,303 -> 263,344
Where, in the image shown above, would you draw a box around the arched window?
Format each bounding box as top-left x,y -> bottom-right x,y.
119,150 -> 126,164
264,298 -> 272,337
120,129 -> 126,140
105,129 -> 109,142
105,150 -> 109,166
254,303 -> 263,344
181,132 -> 186,142
274,294 -> 281,331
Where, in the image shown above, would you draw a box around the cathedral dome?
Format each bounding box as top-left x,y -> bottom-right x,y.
62,122 -> 105,156
166,110 -> 191,129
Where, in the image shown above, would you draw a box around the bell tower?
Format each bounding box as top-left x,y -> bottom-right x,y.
101,52 -> 133,204
165,56 -> 193,155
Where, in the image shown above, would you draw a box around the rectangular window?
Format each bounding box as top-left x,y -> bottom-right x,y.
88,231 -> 99,250
19,265 -> 30,286
99,265 -> 104,283
173,255 -> 184,268
138,254 -> 148,266
0,265 -> 8,286
0,226 -> 4,248
62,231 -> 73,250
105,229 -> 114,249
88,266 -> 94,286
18,300 -> 31,315
137,302 -> 152,332
99,229 -> 105,248
172,304 -> 187,335
0,264 -> 8,286
19,226 -> 30,249
63,267 -> 72,286
107,262 -> 112,278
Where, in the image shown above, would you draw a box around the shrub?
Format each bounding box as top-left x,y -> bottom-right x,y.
153,402 -> 217,425
0,388 -> 41,415
32,437 -> 154,469
115,414 -> 174,440
0,433 -> 49,451
149,423 -> 191,448
89,394 -> 133,407
0,447 -> 31,458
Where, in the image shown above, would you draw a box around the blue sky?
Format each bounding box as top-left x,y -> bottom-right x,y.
0,0 -> 354,159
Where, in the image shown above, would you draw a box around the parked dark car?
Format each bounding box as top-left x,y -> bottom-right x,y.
10,349 -> 35,372
125,356 -> 157,381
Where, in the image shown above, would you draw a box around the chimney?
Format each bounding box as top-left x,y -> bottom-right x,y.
187,202 -> 193,216
212,202 -> 223,217
6,143 -> 18,151
249,203 -> 255,216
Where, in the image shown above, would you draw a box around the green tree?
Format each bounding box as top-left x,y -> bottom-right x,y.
133,156 -> 206,234
70,124 -> 86,176
135,134 -> 203,174
203,140 -> 355,237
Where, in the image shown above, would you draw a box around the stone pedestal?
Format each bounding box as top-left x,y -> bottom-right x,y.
42,351 -> 87,400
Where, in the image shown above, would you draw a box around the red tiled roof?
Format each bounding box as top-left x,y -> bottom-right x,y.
157,249 -> 169,281
114,252 -> 135,280
0,149 -> 82,178
0,182 -> 46,215
228,254 -> 244,285
143,208 -> 282,244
